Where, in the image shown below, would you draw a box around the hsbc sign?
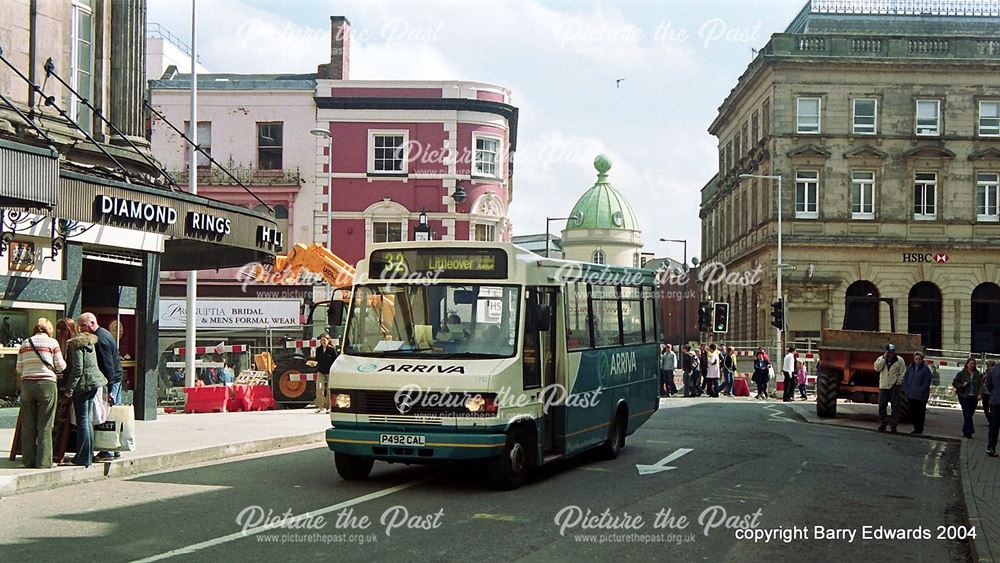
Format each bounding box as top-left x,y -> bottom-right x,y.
902,252 -> 950,264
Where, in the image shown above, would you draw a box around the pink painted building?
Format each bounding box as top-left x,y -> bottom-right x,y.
313,17 -> 519,265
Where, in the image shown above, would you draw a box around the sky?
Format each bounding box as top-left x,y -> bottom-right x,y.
148,0 -> 807,265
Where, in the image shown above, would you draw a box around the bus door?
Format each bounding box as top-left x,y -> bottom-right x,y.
525,287 -> 560,454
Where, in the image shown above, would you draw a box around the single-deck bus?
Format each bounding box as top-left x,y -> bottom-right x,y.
326,242 -> 660,489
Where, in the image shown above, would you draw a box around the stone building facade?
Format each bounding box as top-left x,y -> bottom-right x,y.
701,1 -> 1000,354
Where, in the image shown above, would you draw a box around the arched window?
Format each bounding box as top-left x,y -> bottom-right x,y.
972,282 -> 1000,353
908,282 -> 942,351
844,280 -> 879,331
592,249 -> 606,265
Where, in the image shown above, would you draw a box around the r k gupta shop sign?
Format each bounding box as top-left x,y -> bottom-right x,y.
159,299 -> 301,329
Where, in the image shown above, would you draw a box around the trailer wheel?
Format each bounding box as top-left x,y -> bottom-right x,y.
272,359 -> 314,408
816,370 -> 839,418
488,429 -> 530,490
334,453 -> 374,481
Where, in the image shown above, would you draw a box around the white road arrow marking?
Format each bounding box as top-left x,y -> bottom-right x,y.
636,448 -> 693,475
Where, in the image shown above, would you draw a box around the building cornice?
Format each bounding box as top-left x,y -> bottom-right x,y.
314,96 -> 519,151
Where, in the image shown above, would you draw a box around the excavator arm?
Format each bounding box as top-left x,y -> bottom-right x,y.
261,243 -> 356,288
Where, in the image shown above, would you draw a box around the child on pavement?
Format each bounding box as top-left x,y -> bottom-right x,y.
796,360 -> 808,400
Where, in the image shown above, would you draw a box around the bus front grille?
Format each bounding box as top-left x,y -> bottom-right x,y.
368,415 -> 444,425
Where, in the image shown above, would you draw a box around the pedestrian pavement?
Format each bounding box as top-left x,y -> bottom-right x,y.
785,399 -> 995,563
0,409 -> 329,496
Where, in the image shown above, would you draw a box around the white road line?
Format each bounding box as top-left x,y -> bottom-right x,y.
922,442 -> 946,478
762,404 -> 795,423
130,478 -> 427,562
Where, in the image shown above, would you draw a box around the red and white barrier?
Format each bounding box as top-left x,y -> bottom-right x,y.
174,344 -> 248,355
286,339 -> 320,349
286,373 -> 317,382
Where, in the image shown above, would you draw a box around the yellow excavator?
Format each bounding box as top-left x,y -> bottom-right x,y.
254,243 -> 356,406
253,244 -> 395,406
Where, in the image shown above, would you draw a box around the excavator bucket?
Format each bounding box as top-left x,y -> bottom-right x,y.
254,351 -> 277,375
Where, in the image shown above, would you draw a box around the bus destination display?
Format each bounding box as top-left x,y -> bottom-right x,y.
369,248 -> 508,279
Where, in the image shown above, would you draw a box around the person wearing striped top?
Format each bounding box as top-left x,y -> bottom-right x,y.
15,318 -> 67,469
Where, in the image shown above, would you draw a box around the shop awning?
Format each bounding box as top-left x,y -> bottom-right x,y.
0,139 -> 59,208
58,171 -> 281,270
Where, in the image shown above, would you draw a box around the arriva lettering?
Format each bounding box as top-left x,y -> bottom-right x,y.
377,364 -> 465,374
609,351 -> 637,377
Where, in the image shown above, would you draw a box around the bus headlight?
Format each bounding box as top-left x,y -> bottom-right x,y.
335,393 -> 351,409
465,396 -> 485,413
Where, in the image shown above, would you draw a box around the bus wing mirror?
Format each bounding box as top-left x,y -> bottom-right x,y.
328,301 -> 345,329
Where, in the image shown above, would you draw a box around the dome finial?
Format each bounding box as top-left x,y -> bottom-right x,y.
594,154 -> 612,180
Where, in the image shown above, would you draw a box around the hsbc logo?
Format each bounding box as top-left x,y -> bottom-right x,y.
902,252 -> 950,264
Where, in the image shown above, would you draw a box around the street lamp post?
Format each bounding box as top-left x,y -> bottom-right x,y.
739,173 -> 783,369
545,213 -> 581,258
659,238 -> 687,344
310,128 -> 333,250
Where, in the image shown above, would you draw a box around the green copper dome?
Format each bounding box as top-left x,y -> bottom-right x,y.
564,155 -> 640,232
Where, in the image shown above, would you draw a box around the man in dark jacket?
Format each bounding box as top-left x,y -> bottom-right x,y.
314,334 -> 338,413
79,312 -> 124,461
902,352 -> 933,435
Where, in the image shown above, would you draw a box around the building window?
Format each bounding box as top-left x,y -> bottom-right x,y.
368,131 -> 408,174
474,135 -> 500,178
914,172 -> 937,220
741,122 -> 748,155
474,223 -> 496,241
853,98 -> 877,135
908,282 -> 942,351
796,97 -> 821,134
971,282 -> 1000,354
916,100 -> 940,136
70,0 -> 94,133
372,221 -> 404,243
257,122 -> 283,170
184,121 -> 211,168
632,253 -> 640,268
977,173 -> 999,222
762,99 -> 770,137
592,249 -> 606,265
851,171 -> 875,219
725,140 -> 733,171
844,280 -> 880,332
751,111 -> 759,145
980,101 -> 1000,137
795,170 -> 819,219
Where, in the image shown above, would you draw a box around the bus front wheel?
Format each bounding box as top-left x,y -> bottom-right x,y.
334,453 -> 374,481
488,430 -> 529,490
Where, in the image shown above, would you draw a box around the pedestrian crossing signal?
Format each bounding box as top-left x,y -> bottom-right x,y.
713,302 -> 729,333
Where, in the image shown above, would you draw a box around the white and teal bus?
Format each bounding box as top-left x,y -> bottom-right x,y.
326,242 -> 661,489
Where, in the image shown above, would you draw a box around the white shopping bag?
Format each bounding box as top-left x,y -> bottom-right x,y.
93,420 -> 121,451
106,405 -> 136,452
91,391 -> 109,425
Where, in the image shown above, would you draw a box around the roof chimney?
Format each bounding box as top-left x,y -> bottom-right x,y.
318,16 -> 350,80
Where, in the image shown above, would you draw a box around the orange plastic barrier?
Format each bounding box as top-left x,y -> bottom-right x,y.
183,386 -> 229,413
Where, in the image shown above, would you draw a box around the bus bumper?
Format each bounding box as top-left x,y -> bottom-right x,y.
326,426 -> 507,461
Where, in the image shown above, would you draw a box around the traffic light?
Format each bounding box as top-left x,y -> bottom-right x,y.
698,301 -> 711,332
770,299 -> 785,330
713,302 -> 730,333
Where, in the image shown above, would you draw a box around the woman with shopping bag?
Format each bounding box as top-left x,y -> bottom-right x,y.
57,318 -> 107,467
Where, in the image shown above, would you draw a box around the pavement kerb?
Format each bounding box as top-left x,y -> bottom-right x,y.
959,440 -> 992,563
0,431 -> 325,497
